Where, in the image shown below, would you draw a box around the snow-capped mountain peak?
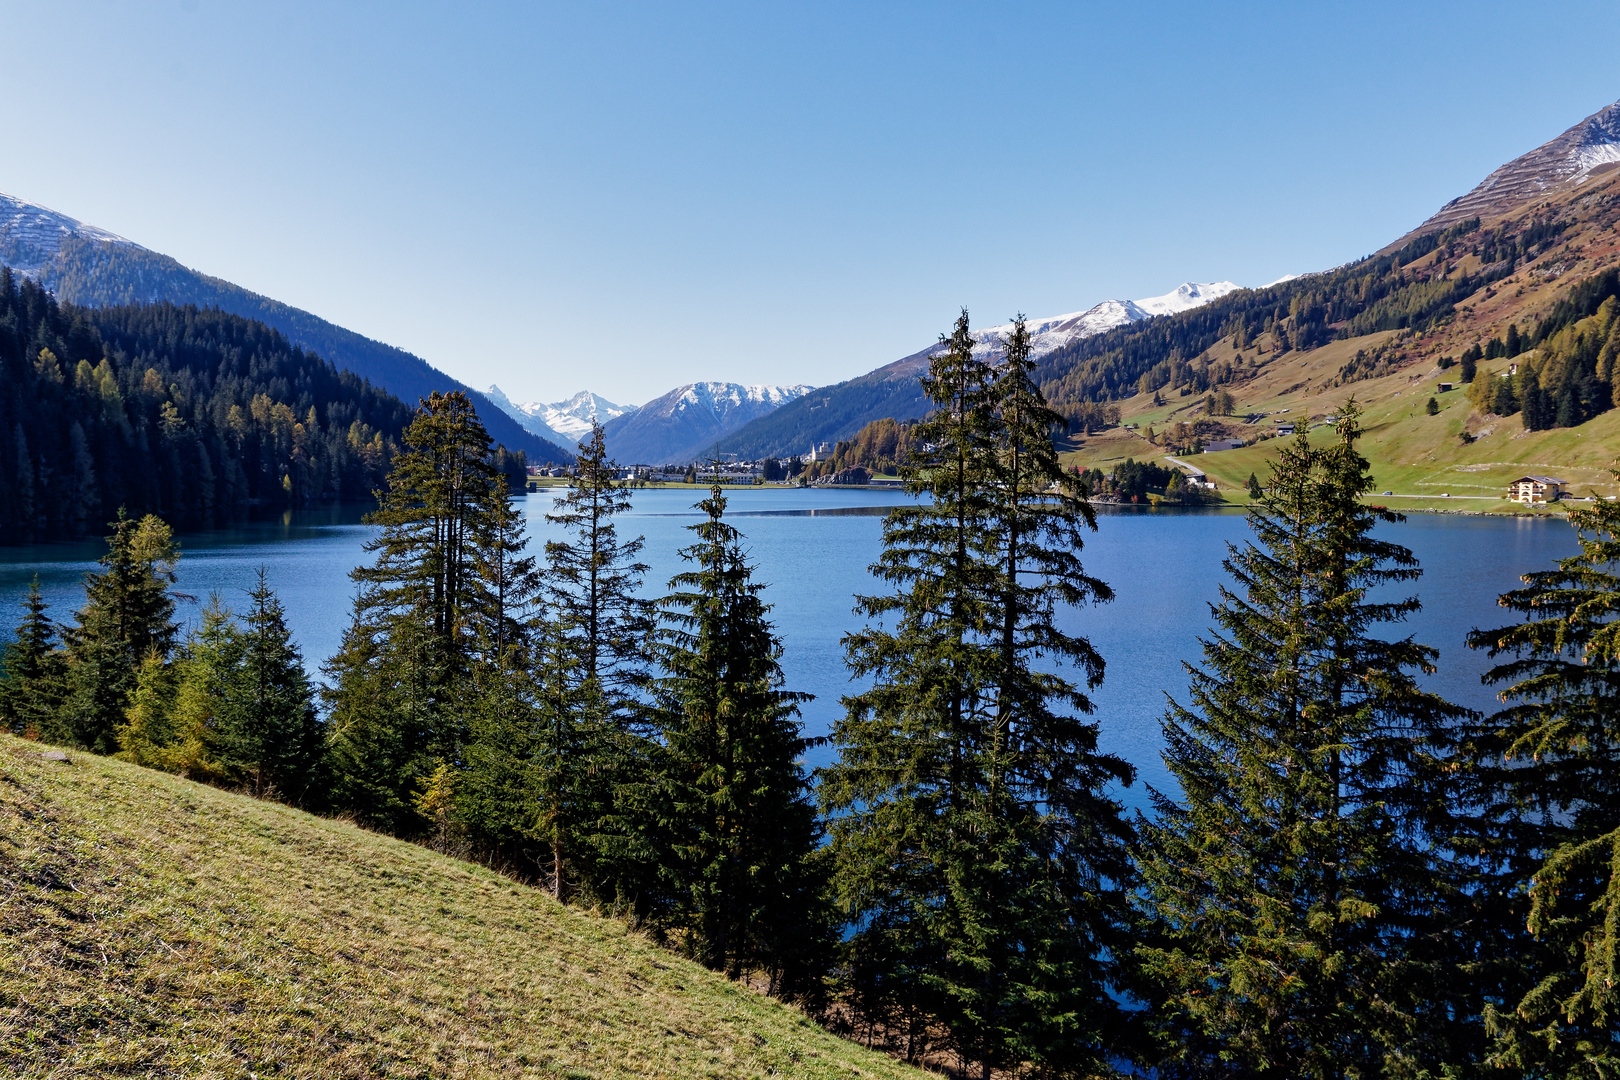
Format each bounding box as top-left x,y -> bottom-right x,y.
965,281 -> 1241,361
486,386 -> 638,448
1418,98 -> 1620,232
667,381 -> 813,419
600,381 -> 816,465
1133,281 -> 1240,317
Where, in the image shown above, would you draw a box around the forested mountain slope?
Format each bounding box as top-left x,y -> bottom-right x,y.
0,268 -> 524,538
1057,145 -> 1620,508
0,193 -> 571,465
0,734 -> 921,1079
1035,98 -> 1620,418
722,283 -> 1238,460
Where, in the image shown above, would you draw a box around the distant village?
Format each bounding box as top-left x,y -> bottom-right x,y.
524,442 -> 905,492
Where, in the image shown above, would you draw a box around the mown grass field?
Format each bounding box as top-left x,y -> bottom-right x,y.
0,734 -> 924,1079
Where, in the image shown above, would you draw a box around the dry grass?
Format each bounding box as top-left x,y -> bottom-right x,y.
0,734 -> 924,1079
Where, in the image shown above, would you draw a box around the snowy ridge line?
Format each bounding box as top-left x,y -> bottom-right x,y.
933,281 -> 1243,364
0,191 -> 136,272
486,387 -> 638,447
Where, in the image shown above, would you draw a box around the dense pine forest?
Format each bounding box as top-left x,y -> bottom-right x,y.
0,266 -> 527,539
3,315 -> 1617,1078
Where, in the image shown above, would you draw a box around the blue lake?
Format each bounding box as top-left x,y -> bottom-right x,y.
0,490 -> 1580,809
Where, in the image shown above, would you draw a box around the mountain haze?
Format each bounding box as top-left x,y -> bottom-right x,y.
0,192 -> 572,463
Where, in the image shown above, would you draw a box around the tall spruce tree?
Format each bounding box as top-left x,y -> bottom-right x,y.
59,511 -> 185,753
1135,407 -> 1474,1079
545,423 -> 652,693
648,482 -> 828,994
821,311 -> 1131,1075
325,391 -> 515,830
0,578 -> 67,736
976,316 -> 1134,1071
538,422 -> 655,904
1463,495 -> 1620,1077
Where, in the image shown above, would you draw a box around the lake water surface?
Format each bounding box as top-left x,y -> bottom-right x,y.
0,490 -> 1579,808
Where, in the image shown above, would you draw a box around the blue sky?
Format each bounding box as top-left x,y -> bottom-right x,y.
2,1 -> 1618,404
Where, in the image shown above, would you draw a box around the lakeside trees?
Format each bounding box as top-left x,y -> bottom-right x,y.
324,390 -> 519,830
1135,408 -> 1477,1077
646,481 -> 828,993
8,318 -> 1620,1077
1462,496 -> 1620,1076
0,270 -> 421,538
822,313 -> 1132,1073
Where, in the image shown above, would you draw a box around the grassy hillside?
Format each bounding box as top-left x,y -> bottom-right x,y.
0,734 -> 922,1079
1057,170 -> 1620,513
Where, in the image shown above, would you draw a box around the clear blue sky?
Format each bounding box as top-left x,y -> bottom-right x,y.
3,1 -> 1617,405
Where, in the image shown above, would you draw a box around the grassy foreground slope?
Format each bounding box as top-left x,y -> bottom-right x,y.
0,735 -> 920,1080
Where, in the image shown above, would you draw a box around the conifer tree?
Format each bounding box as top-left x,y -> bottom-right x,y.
1463,495 -> 1620,1076
117,651 -> 181,769
456,476 -> 550,880
0,578 -> 66,736
648,482 -> 827,993
149,596 -> 238,783
537,422 -> 656,903
977,316 -> 1133,1070
545,423 -> 652,693
822,311 -> 1130,1074
223,571 -> 322,803
1135,407 -> 1473,1079
456,615 -> 544,874
325,391 -> 515,830
60,511 -> 185,752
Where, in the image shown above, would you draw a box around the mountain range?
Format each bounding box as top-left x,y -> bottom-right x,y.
0,193 -> 573,464
0,189 -> 1248,470
485,387 -> 638,451
1039,94 -> 1620,514
717,282 -> 1243,460
598,382 -> 815,465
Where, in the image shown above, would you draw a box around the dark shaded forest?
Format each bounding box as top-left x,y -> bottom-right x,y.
0,266 -> 528,539
22,234 -> 573,464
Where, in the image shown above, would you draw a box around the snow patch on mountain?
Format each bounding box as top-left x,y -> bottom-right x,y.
665,382 -> 814,419
486,386 -> 638,448
965,281 -> 1241,361
1573,142 -> 1620,176
601,382 -> 816,465
0,191 -> 135,273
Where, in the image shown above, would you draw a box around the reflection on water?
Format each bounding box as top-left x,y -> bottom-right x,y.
0,489 -> 1581,808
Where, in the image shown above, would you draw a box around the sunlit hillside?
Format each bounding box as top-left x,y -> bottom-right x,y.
0,735 -> 923,1080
